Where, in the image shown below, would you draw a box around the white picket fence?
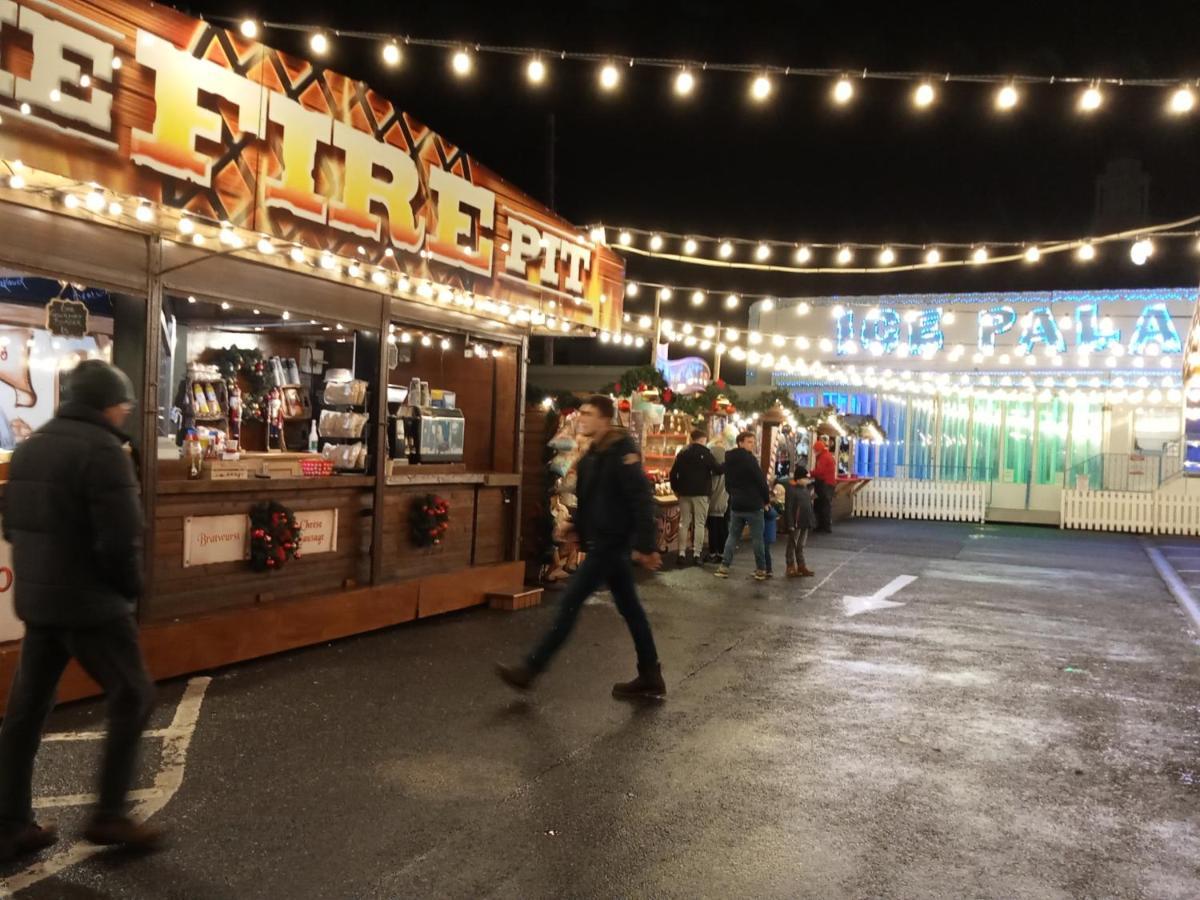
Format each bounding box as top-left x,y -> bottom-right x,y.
853,479 -> 987,524
1060,489 -> 1200,535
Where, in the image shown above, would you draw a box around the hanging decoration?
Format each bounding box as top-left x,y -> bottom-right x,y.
249,501 -> 303,572
410,494 -> 451,547
212,346 -> 270,421
218,17 -> 1198,121
604,212 -> 1200,276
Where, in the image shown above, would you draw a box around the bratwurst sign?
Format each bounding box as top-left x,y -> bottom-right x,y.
0,0 -> 623,329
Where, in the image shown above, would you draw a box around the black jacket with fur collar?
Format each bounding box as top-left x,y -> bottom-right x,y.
574,427 -> 656,554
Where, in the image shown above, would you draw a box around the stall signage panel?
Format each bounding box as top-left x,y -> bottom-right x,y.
0,0 -> 624,332
45,299 -> 89,338
0,515 -> 23,642
183,514 -> 248,568
297,509 -> 339,556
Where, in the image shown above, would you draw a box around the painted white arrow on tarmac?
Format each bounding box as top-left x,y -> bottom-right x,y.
842,575 -> 917,617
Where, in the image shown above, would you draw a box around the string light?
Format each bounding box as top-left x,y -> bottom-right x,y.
836,246 -> 853,265
725,293 -> 740,309
691,290 -> 705,306
750,74 -> 772,102
1024,246 -> 1041,262
1131,238 -> 1154,265
754,243 -> 771,261
658,287 -> 673,301
878,247 -> 896,265
452,49 -> 473,76
972,246 -> 989,264
626,282 -> 639,297
382,41 -> 402,67
674,69 -> 696,97
309,32 -> 329,55
239,19 -> 258,39
833,77 -> 854,104
599,62 -> 620,91
718,241 -> 734,259
1079,84 -> 1103,112
1077,242 -> 1096,261
526,57 -> 546,84
794,246 -> 812,264
925,248 -> 941,265
618,230 -> 632,246
995,83 -> 1020,111
913,82 -> 936,108
1169,85 -> 1196,114
683,238 -> 698,255
649,234 -> 664,251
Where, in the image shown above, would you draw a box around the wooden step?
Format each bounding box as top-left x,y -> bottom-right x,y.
487,588 -> 544,611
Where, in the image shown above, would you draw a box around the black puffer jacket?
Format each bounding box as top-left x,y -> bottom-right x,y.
2,402 -> 144,627
724,446 -> 770,513
574,427 -> 656,554
669,442 -> 723,497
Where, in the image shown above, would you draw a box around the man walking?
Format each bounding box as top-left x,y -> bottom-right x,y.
496,395 -> 665,699
0,360 -> 161,862
668,428 -> 723,566
812,438 -> 838,533
715,431 -> 771,581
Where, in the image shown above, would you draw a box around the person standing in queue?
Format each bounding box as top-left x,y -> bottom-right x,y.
668,428 -> 723,567
812,438 -> 838,534
0,361 -> 161,863
705,431 -> 731,564
496,395 -> 666,699
714,431 -> 771,581
782,465 -> 817,577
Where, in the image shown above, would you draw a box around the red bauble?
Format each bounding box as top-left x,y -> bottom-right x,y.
662,389 -> 674,404
726,405 -> 737,414
266,557 -> 276,568
618,399 -> 631,412
637,382 -> 647,391
614,382 -> 622,393
716,379 -> 726,389
252,528 -> 265,539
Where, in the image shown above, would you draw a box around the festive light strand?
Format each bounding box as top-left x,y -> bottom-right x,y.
218,17 -> 1199,118
599,213 -> 1200,274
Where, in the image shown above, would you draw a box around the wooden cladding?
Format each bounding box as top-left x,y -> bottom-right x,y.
150,481 -> 517,623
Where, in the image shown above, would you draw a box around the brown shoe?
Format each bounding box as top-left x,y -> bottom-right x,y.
83,815 -> 164,850
785,565 -> 799,578
612,663 -> 666,700
799,566 -> 816,577
495,661 -> 537,691
0,822 -> 58,861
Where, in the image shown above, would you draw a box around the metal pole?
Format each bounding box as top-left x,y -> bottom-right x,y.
649,289 -> 662,365
712,319 -> 723,382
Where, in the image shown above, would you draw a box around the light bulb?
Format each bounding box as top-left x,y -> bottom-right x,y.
599,62 -> 620,91
913,82 -> 936,108
1130,238 -> 1154,265
8,173 -> 24,189
691,290 -> 705,306
943,311 -> 956,324
135,203 -> 153,223
1024,246 -> 1041,263
618,230 -> 632,246
833,77 -> 854,104
79,74 -> 91,89
177,216 -> 194,235
625,282 -> 639,297
755,243 -> 771,261
49,88 -> 61,102
683,238 -> 698,255
1170,85 -> 1196,114
110,57 -> 121,71
452,49 -> 472,76
589,226 -> 605,243
239,19 -> 258,39
761,297 -> 775,312
638,315 -> 652,329
794,245 -> 812,264
382,42 -> 402,67
1079,85 -> 1103,112
972,246 -> 989,264
658,287 -> 673,301
1077,242 -> 1096,261
649,234 -> 664,251
107,200 -> 122,216
718,241 -> 733,259
725,294 -> 740,309
878,247 -> 895,265
836,246 -> 853,265
674,69 -> 695,97
290,246 -> 305,263
19,102 -> 30,115
996,83 -> 1019,111
924,247 -> 941,265
526,57 -> 546,84
795,302 -> 811,316
309,32 -> 328,55
750,75 -> 772,102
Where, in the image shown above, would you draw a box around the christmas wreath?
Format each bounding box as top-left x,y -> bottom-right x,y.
249,500 -> 303,571
212,346 -> 269,421
410,494 -> 451,547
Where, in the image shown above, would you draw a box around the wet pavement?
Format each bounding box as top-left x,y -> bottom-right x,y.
2,519 -> 1199,899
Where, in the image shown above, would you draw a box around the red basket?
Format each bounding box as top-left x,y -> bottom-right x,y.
301,458 -> 334,477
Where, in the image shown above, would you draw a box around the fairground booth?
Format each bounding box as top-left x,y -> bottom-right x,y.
0,0 -> 626,708
748,289 -> 1198,528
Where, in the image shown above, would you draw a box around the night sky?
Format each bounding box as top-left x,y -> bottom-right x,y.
184,0 -> 1200,371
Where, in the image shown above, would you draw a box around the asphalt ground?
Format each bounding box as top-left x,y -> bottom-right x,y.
1,519 -> 1198,899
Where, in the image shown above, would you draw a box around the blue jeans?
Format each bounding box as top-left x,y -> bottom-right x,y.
721,509 -> 766,571
527,546 -> 659,673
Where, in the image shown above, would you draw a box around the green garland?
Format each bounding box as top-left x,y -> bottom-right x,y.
601,365 -> 668,397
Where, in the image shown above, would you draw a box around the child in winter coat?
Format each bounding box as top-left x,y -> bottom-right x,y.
783,465 -> 817,577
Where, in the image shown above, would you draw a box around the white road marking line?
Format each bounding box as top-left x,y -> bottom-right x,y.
42,727 -> 189,743
0,677 -> 211,896
802,548 -> 868,599
32,788 -> 167,810
842,575 -> 918,617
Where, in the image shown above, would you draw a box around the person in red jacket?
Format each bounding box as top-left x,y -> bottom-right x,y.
812,439 -> 837,534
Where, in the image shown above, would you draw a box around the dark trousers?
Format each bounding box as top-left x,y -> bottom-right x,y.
815,482 -> 835,532
0,616 -> 155,828
707,514 -> 729,558
528,547 -> 658,672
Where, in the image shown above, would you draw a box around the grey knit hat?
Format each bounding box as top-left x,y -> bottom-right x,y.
63,360 -> 136,411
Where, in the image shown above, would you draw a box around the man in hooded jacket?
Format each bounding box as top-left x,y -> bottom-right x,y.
812,438 -> 838,534
0,360 -> 161,861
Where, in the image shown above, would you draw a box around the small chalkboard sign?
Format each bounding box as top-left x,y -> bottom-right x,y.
45,298 -> 89,338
